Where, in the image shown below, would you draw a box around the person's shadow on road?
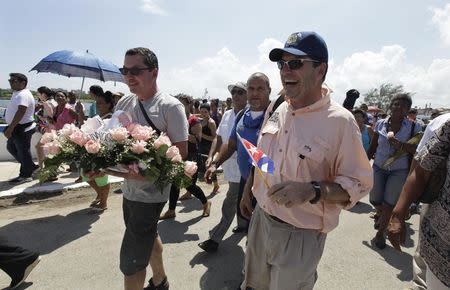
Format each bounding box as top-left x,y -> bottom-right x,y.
190,234 -> 245,290
362,235 -> 414,281
0,208 -> 100,255
158,216 -> 203,244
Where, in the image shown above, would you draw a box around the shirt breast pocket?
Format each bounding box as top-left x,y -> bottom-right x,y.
285,137 -> 330,181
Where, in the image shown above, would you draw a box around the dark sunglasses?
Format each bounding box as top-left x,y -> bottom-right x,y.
277,59 -> 320,70
231,89 -> 246,96
119,67 -> 151,76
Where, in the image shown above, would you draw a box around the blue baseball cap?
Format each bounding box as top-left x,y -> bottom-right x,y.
269,31 -> 328,63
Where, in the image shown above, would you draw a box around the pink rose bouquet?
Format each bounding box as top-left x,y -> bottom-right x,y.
39,113 -> 196,190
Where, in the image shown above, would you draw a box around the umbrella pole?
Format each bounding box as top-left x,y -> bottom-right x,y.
80,76 -> 85,94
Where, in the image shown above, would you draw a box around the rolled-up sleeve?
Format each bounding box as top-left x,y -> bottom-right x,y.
334,119 -> 373,209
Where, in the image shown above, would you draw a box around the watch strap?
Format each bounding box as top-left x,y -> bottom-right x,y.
309,181 -> 321,204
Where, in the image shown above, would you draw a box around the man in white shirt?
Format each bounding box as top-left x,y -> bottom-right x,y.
5,73 -> 38,183
198,82 -> 248,253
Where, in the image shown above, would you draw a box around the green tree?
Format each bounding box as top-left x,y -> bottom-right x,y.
363,83 -> 410,112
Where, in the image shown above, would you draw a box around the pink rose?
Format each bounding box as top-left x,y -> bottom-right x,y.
131,140 -> 148,154
130,125 -> 154,141
84,140 -> 101,154
60,123 -> 79,137
69,131 -> 89,146
184,161 -> 197,177
41,130 -> 57,144
110,127 -> 129,142
126,123 -> 137,133
171,154 -> 182,163
166,146 -> 180,159
43,141 -> 61,155
154,134 -> 172,149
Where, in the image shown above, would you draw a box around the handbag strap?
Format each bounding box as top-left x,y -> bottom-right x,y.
138,100 -> 161,135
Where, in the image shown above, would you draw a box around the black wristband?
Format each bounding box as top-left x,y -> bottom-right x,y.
309,181 -> 321,204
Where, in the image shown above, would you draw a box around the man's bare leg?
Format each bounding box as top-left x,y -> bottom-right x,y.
124,269 -> 146,290
149,236 -> 166,285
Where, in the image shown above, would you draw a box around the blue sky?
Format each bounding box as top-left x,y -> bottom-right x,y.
1,0 -> 449,107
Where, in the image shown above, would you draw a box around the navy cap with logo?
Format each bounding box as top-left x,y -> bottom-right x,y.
269,31 -> 328,63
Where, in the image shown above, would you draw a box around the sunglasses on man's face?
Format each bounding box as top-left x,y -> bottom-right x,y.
277,59 -> 320,70
231,89 -> 246,96
119,67 -> 152,76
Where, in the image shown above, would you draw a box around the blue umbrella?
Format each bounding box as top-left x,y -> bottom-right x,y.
30,50 -> 125,91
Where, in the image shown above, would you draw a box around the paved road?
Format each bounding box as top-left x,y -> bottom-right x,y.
0,181 -> 419,290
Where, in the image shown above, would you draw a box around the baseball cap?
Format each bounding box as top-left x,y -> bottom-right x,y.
227,81 -> 247,93
269,31 -> 328,62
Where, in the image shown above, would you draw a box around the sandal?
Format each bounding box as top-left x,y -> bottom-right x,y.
90,203 -> 107,212
159,211 -> 176,220
210,185 -> 220,196
90,199 -> 101,207
144,276 -> 169,290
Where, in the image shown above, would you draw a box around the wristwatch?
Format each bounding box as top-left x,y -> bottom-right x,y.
309,181 -> 321,204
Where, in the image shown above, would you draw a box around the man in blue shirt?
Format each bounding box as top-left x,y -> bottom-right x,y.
204,72 -> 271,245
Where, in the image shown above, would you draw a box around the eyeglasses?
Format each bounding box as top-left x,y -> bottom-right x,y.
231,89 -> 246,96
119,67 -> 152,76
277,59 -> 320,70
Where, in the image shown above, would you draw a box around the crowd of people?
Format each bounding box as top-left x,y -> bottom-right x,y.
1,30 -> 449,290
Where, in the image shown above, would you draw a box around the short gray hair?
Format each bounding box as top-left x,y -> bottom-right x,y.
247,72 -> 271,89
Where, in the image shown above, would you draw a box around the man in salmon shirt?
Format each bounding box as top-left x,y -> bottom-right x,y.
239,31 -> 373,290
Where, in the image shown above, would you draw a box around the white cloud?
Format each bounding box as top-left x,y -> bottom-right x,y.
159,40 -> 450,108
140,0 -> 167,15
431,3 -> 450,46
328,45 -> 450,108
159,38 -> 284,100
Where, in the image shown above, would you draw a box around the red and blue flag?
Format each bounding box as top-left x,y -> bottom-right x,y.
237,133 -> 274,174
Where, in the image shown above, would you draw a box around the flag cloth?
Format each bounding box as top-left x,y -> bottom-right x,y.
237,133 -> 274,174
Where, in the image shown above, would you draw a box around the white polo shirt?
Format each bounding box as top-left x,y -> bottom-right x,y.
217,109 -> 241,183
5,89 -> 36,131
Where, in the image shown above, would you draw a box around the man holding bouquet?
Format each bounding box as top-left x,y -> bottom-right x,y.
108,47 -> 188,290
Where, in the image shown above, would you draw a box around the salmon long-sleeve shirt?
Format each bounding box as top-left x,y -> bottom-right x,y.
253,91 -> 373,233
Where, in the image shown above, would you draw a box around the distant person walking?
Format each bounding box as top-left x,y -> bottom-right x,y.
5,73 -> 39,183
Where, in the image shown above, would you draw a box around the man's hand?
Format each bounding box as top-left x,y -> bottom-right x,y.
4,127 -> 13,139
387,215 -> 406,251
205,164 -> 216,181
240,189 -> 253,219
267,181 -> 316,208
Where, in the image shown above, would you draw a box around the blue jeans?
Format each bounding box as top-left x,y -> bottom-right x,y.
370,164 -> 409,207
6,129 -> 36,177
